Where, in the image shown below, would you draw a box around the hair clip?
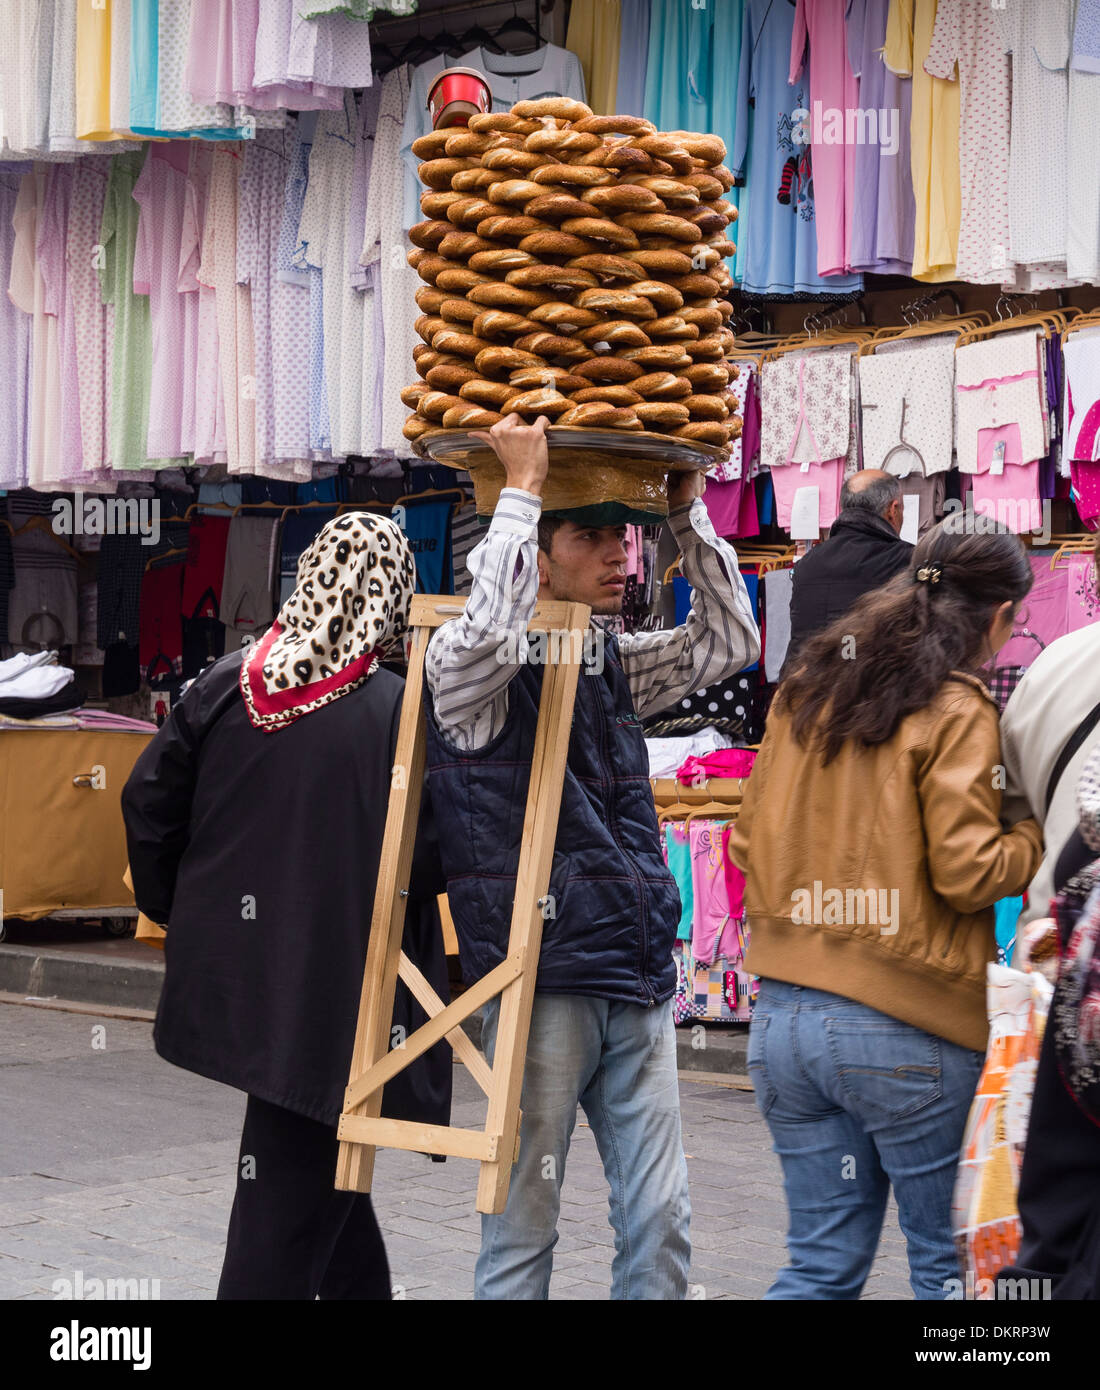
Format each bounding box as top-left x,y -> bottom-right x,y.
915,563 -> 943,585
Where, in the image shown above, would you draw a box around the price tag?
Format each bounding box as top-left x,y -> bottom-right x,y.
900,494 -> 920,544
990,440 -> 1007,476
789,486 -> 821,539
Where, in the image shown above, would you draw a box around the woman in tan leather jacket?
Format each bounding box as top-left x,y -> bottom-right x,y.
729,521 -> 1042,1301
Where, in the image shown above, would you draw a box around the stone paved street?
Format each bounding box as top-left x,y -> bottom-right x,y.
0,1002 -> 912,1300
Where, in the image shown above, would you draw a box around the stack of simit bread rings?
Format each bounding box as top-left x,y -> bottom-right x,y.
400,98 -> 741,450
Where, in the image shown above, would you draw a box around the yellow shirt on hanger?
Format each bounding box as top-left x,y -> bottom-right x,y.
885,0 -> 960,282
76,0 -> 134,142
565,0 -> 621,117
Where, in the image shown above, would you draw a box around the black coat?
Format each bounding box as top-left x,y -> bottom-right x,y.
786,508 -> 913,665
121,650 -> 451,1129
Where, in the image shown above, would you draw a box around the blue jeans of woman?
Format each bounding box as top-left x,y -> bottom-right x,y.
748,979 -> 983,1300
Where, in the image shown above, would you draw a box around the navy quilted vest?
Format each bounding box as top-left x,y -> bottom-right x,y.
423,632 -> 680,1005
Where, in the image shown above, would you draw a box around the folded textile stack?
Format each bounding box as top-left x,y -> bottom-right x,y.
400,99 -> 742,450
0,651 -> 83,720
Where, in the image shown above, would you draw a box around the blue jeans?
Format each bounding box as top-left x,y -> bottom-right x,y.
476,993 -> 691,1300
748,979 -> 983,1300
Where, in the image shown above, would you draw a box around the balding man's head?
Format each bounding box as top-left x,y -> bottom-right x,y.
840,470 -> 904,533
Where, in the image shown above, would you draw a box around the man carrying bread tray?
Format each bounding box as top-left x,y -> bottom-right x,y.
424,412 -> 761,1300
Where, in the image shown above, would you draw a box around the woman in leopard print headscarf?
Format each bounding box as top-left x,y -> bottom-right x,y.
121,506 -> 446,1301
240,511 -> 416,732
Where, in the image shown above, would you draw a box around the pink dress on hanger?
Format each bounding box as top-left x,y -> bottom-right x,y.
790,0 -> 859,276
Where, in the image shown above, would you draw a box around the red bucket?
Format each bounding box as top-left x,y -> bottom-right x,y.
427,67 -> 492,130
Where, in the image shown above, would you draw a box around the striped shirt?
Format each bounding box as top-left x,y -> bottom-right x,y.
426,489 -> 761,751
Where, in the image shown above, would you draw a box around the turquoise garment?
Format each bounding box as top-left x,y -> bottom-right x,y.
643,1 -> 744,281
664,823 -> 694,942
994,896 -> 1023,966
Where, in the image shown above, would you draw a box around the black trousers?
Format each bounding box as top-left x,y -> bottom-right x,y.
217,1095 -> 392,1301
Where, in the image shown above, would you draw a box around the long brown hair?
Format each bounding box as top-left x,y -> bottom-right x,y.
776,521 -> 1033,764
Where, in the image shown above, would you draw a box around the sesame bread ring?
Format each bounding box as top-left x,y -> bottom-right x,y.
524,192 -> 594,222
476,213 -> 555,240
530,162 -> 613,188
686,334 -> 725,362
684,393 -> 730,421
466,281 -> 559,310
431,329 -> 494,360
646,315 -> 698,341
458,378 -> 518,409
402,415 -> 432,441
400,382 -> 431,408
439,298 -> 480,326
487,178 -> 546,205
524,127 -> 601,156
474,345 -> 549,377
415,314 -> 447,344
572,356 -> 645,383
569,384 -> 644,406
468,247 -> 538,275
617,212 -> 701,242
634,401 -> 691,428
682,172 -> 725,202
420,190 -> 466,219
621,248 -> 695,276
673,421 -> 727,446
556,402 -> 624,428
411,251 -> 447,283
425,362 -> 482,392
576,319 -> 652,350
511,97 -> 593,122
690,207 -> 729,238
409,219 -> 453,250
506,264 -> 599,292
671,132 -> 726,165
508,366 -> 590,393
446,196 -> 498,228
418,391 -> 466,421
680,303 -> 724,332
727,416 -> 744,440
502,388 -> 573,417
683,362 -> 730,391
528,302 -> 603,331
629,372 -> 693,400
588,145 -> 654,172
707,238 -> 738,261
435,266 -> 493,294
636,177 -> 700,207
709,164 -> 735,191
611,410 -> 645,430
715,298 -> 734,320
481,147 -> 546,174
572,114 -> 655,136
576,287 -> 658,319
560,216 -> 640,249
518,231 -> 602,258
468,112 -> 541,135
565,253 -> 644,283
513,331 -> 589,363
629,279 -> 685,313
410,130 -> 453,160
442,404 -> 504,430
452,167 -> 500,192
414,285 -> 447,314
411,342 -> 436,368
444,129 -> 493,157
622,344 -> 693,371
418,157 -> 477,190
634,135 -> 693,171
670,272 -> 721,297
437,231 -> 502,260
582,184 -> 664,214
472,309 -> 540,340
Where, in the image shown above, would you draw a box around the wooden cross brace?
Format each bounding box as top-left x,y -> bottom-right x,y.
336,593 -> 590,1214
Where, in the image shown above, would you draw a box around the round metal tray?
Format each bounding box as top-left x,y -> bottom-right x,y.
411,425 -> 723,473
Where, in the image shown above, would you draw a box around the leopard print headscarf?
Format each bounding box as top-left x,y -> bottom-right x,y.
240,511 -> 415,733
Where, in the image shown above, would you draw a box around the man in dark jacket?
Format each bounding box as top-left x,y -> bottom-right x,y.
425,414 -> 761,1300
786,469 -> 913,664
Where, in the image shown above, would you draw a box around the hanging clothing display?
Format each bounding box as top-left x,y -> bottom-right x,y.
616,0 -> 650,116
565,0 -> 620,117
858,336 -> 956,477
733,0 -> 863,296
